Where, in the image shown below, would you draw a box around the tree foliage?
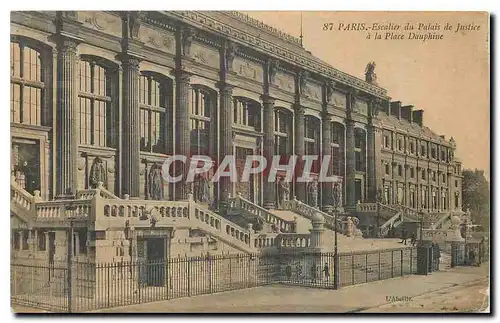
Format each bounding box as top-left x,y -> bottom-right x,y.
462,169 -> 490,229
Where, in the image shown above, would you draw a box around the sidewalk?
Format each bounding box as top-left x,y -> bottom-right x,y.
92,264 -> 489,313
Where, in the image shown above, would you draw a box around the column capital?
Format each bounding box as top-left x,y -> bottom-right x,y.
217,81 -> 234,95
260,94 -> 276,105
117,53 -> 142,70
51,33 -> 83,54
176,70 -> 192,83
293,103 -> 305,115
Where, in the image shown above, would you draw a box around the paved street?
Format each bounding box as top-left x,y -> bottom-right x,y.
89,263 -> 489,313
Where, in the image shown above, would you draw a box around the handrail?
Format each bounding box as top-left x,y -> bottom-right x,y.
283,198 -> 346,234
235,194 -> 295,233
431,213 -> 452,229
380,211 -> 403,237
11,181 -> 36,212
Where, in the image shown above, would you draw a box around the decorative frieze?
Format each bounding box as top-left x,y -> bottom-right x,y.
191,41 -> 220,69
78,11 -> 122,37
233,57 -> 263,83
140,25 -> 175,53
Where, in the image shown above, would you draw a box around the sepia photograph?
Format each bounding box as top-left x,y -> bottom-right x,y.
8,8 -> 490,314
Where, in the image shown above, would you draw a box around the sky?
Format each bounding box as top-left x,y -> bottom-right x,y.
244,11 -> 490,179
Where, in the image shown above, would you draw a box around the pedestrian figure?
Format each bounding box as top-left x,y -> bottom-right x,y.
468,248 -> 476,266
410,233 -> 417,246
285,265 -> 292,281
296,263 -> 303,281
432,243 -> 441,271
311,263 -> 318,283
323,263 -> 330,280
400,229 -> 408,245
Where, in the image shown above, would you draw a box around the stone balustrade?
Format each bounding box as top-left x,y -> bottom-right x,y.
253,233 -> 280,248
277,233 -> 312,248
380,212 -> 403,237
11,182 -> 35,211
36,200 -> 92,219
101,199 -> 189,219
356,202 -> 377,212
286,198 -> 346,235
236,194 -> 295,233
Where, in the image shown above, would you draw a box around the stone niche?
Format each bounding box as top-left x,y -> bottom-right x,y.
190,41 -> 220,69
77,152 -> 117,194
140,25 -> 175,55
233,57 -> 264,83
77,11 -> 122,38
272,70 -> 295,93
354,99 -> 369,116
330,90 -> 347,110
139,160 -> 170,200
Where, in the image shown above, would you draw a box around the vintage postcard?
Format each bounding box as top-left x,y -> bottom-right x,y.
10,10 -> 490,313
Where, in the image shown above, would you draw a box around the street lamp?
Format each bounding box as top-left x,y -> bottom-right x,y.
419,209 -> 424,243
332,183 -> 341,290
65,205 -> 77,313
376,189 -> 382,238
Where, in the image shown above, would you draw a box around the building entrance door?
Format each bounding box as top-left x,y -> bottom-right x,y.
355,179 -> 362,203
146,237 -> 165,286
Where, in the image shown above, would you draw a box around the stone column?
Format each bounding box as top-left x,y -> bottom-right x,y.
121,55 -> 141,197
294,104 -> 306,202
219,83 -> 234,201
366,123 -> 376,202
345,119 -> 356,208
262,95 -> 275,209
321,113 -> 333,212
175,72 -> 191,200
55,37 -> 79,197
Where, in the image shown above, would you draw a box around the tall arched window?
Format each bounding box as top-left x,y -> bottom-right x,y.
304,116 -> 319,156
189,87 -> 212,156
233,98 -> 260,130
331,122 -> 344,176
10,41 -> 44,125
274,108 -> 292,157
139,73 -> 169,153
78,60 -> 112,147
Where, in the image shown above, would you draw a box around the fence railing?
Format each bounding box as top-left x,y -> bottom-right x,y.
11,247 -> 417,313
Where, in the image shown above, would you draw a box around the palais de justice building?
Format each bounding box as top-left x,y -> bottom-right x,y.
10,11 -> 464,261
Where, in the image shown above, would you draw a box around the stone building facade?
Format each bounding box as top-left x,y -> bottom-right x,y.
10,11 -> 463,263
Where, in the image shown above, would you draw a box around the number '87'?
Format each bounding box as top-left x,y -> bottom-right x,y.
323,23 -> 334,31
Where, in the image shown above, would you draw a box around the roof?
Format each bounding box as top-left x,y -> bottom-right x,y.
375,112 -> 452,145
164,11 -> 389,99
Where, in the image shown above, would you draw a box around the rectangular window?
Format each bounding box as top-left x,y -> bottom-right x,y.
398,165 -> 402,176
385,164 -> 390,175
12,231 -> 20,250
355,151 -> 362,171
422,170 -> 426,180
421,145 -> 426,157
431,147 -> 437,159
410,167 -> 415,178
432,171 -> 436,181
332,146 -> 340,175
22,230 -> 29,250
455,180 -> 458,188
442,174 -> 446,183
410,142 -> 415,154
38,230 -> 46,251
78,229 -> 87,254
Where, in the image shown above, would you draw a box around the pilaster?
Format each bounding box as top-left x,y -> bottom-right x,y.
218,82 -> 234,201
321,111 -> 333,212
175,71 -> 192,200
294,103 -> 306,202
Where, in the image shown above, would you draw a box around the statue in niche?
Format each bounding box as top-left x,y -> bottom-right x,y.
298,70 -> 309,96
325,80 -> 335,103
332,182 -> 343,211
365,61 -> 377,85
225,41 -> 237,72
276,176 -> 290,209
89,157 -> 107,189
181,27 -> 193,57
196,174 -> 211,204
267,59 -> 279,85
148,164 -> 164,200
308,179 -> 318,208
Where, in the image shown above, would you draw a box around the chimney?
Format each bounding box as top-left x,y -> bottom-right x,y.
390,101 -> 401,119
412,110 -> 424,127
439,135 -> 445,140
401,105 -> 413,123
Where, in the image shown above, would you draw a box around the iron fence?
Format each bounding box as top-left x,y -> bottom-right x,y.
11,247 -> 416,312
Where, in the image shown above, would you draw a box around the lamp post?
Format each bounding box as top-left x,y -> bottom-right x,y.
332,183 -> 341,290
419,210 -> 424,243
65,205 -> 77,313
376,189 -> 382,238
